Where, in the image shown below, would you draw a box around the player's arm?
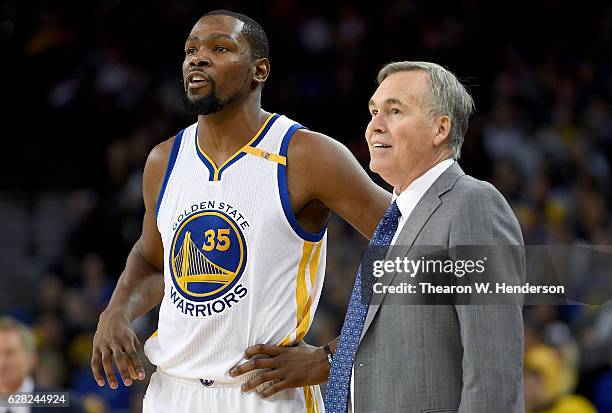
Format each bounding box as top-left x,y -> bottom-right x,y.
289,129 -> 391,239
91,137 -> 173,389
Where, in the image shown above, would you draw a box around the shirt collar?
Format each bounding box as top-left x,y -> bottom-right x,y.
393,159 -> 454,218
20,376 -> 35,393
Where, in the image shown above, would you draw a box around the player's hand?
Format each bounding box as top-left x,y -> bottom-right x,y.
91,308 -> 146,389
229,342 -> 330,397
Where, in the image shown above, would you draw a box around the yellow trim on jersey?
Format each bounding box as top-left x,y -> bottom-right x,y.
303,386 -> 315,413
296,241 -> 323,342
276,240 -> 322,347
196,113 -> 276,180
309,242 -> 322,287
241,145 -> 287,165
295,242 -> 314,342
150,330 -> 158,338
278,334 -> 292,347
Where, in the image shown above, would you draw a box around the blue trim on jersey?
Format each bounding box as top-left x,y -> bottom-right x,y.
156,129 -> 185,219
217,113 -> 280,180
194,126 -> 216,180
277,124 -> 328,242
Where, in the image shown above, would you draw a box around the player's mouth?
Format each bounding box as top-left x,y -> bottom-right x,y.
186,71 -> 213,90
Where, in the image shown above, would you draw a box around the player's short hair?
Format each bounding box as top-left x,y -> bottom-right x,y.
0,316 -> 36,354
201,10 -> 269,61
377,61 -> 475,160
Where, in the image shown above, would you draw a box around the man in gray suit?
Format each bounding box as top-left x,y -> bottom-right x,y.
339,61 -> 526,413
231,61 -> 525,412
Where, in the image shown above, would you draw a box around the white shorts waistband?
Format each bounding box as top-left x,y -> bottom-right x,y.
156,367 -> 273,389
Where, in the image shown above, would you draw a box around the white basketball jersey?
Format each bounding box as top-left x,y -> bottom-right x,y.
144,113 -> 328,381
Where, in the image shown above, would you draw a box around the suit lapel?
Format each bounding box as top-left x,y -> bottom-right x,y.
360,193 -> 440,339
360,163 -> 465,340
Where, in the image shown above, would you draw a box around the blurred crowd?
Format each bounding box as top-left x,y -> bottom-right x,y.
1,0 -> 612,412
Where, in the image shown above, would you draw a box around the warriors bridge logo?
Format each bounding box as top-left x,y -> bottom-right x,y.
169,208 -> 248,316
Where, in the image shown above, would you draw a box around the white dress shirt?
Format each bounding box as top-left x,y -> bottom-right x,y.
348,158 -> 454,412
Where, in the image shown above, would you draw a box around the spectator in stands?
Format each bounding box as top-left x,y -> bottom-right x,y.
0,316 -> 81,412
0,317 -> 37,404
524,344 -> 597,413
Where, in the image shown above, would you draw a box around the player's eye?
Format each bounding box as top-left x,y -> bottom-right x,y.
389,108 -> 401,115
186,47 -> 197,55
214,45 -> 229,52
370,109 -> 378,116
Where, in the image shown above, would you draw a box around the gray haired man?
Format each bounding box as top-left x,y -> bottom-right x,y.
232,61 -> 525,412
341,61 -> 525,412
0,317 -> 37,413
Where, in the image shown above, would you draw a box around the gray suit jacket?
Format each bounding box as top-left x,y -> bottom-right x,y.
353,163 -> 525,413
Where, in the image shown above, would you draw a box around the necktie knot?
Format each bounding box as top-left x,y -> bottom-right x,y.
386,200 -> 401,222
370,200 -> 401,248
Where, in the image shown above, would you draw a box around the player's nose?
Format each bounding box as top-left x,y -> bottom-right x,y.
189,50 -> 212,68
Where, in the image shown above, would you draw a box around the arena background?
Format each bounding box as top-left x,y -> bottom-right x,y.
1,0 -> 611,412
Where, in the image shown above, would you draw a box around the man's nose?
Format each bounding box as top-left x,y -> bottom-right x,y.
368,114 -> 386,134
189,50 -> 212,68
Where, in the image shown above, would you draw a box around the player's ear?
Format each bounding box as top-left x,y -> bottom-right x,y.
253,58 -> 270,87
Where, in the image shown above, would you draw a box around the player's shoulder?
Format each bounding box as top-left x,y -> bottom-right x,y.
287,128 -> 348,163
146,135 -> 176,171
143,134 -> 178,203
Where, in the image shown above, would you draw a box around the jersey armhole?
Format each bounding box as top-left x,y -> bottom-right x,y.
155,129 -> 185,219
277,124 -> 328,242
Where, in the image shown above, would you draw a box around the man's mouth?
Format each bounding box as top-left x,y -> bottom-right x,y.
372,143 -> 392,148
186,72 -> 212,89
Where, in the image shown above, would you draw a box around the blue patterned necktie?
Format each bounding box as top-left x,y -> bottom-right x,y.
325,201 -> 401,413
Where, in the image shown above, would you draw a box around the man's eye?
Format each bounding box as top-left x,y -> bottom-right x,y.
390,108 -> 401,115
370,110 -> 378,116
214,46 -> 229,52
186,47 -> 197,55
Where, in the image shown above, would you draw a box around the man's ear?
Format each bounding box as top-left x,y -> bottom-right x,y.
433,115 -> 451,147
253,58 -> 270,87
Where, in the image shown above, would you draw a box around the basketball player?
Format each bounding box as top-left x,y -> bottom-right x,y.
90,10 -> 390,413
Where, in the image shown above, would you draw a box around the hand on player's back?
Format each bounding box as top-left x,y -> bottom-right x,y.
91,308 -> 146,389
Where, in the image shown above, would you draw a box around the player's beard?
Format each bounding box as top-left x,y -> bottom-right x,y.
181,81 -> 244,116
